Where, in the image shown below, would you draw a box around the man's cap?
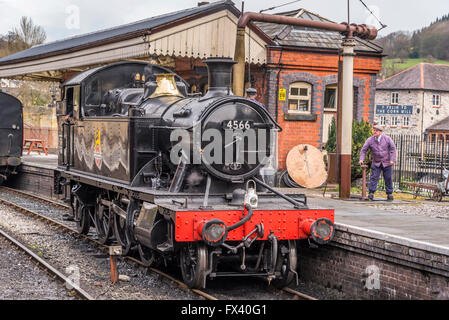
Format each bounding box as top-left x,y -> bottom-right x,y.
372,122 -> 383,131
246,87 -> 257,95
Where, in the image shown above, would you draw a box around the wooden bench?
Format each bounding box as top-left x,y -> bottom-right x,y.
402,181 -> 444,202
23,139 -> 48,156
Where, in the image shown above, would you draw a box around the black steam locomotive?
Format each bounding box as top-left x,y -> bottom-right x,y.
56,58 -> 334,288
0,91 -> 23,184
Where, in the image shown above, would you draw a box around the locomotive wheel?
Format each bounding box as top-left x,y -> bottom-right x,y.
94,197 -> 113,244
75,204 -> 91,235
180,242 -> 208,289
137,243 -> 157,267
272,240 -> 297,288
113,198 -> 138,256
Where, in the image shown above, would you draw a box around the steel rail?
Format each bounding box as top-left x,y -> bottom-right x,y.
281,287 -> 318,300
0,188 -> 218,300
0,227 -> 94,300
0,186 -> 70,210
0,187 -> 318,301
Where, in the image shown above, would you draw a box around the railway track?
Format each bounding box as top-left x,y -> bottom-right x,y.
0,186 -> 318,301
0,227 -> 94,300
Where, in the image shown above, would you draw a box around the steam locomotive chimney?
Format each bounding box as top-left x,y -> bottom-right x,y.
203,58 -> 236,99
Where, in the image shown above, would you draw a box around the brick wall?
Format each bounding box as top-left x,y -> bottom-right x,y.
299,224 -> 449,300
171,53 -> 382,171
7,164 -> 56,199
262,49 -> 382,170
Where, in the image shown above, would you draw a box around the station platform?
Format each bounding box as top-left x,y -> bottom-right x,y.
17,153 -> 449,251
21,153 -> 58,170
308,193 -> 449,250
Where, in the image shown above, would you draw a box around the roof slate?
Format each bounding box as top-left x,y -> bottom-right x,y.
377,63 -> 449,92
427,116 -> 449,132
0,1 -> 233,65
254,9 -> 382,53
0,2 -> 383,67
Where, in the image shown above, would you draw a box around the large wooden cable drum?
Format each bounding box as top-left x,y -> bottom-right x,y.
286,144 -> 327,189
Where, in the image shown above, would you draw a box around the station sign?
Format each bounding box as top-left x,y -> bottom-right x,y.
376,105 -> 413,115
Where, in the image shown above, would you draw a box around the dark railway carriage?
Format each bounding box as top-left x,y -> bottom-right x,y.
56,59 -> 335,288
0,91 -> 23,183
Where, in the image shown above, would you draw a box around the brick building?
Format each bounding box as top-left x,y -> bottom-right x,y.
0,1 -> 384,170
375,63 -> 449,138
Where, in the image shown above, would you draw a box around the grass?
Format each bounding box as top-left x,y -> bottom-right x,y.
318,184 -> 429,201
383,58 -> 449,78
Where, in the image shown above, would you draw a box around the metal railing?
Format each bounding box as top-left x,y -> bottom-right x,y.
376,135 -> 448,194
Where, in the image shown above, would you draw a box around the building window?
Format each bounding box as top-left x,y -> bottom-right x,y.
403,116 -> 410,127
288,82 -> 312,113
380,116 -> 387,126
391,92 -> 399,105
391,116 -> 399,126
433,94 -> 440,107
324,85 -> 337,110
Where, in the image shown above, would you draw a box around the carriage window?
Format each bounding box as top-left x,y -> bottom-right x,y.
85,79 -> 101,106
288,82 -> 312,113
83,79 -> 102,117
65,87 -> 74,116
63,86 -> 80,119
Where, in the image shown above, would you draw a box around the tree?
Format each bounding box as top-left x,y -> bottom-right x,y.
0,17 -> 50,108
0,16 -> 46,57
325,119 -> 373,181
13,16 -> 46,50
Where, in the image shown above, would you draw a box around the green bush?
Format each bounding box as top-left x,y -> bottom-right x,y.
325,118 -> 373,181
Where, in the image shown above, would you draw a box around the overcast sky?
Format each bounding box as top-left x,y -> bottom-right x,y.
0,0 -> 448,43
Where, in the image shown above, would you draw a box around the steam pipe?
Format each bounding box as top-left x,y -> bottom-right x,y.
237,12 -> 377,40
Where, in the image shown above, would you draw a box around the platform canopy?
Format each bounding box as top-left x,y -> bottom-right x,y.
0,1 -> 271,82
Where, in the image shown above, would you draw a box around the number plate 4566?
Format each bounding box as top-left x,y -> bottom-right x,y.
223,120 -> 254,130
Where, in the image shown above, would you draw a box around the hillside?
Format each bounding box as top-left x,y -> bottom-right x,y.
376,14 -> 449,79
382,58 -> 449,79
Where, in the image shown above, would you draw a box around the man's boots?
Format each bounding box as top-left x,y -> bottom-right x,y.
387,194 -> 394,202
368,192 -> 374,201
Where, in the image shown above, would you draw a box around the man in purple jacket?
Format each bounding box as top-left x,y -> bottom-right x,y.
359,124 -> 397,201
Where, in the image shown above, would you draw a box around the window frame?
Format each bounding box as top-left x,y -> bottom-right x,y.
403,116 -> 410,127
287,82 -> 312,114
391,92 -> 399,105
324,85 -> 338,111
432,94 -> 441,107
391,116 -> 399,127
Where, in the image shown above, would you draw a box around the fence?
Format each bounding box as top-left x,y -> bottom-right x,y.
377,134 -> 449,195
